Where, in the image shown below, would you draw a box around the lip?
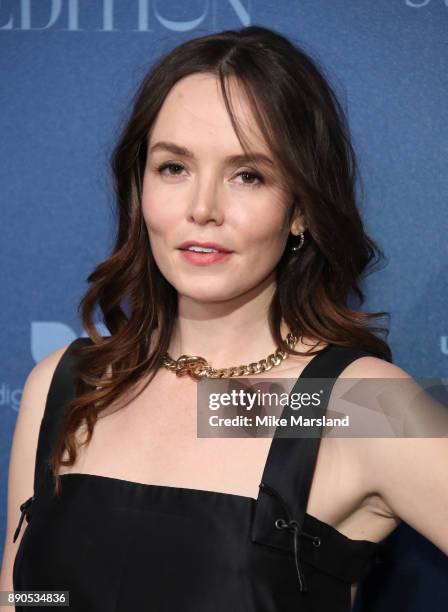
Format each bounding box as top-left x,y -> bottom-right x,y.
179,249 -> 232,266
178,240 -> 233,253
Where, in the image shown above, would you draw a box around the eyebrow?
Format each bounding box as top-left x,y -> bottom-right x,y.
149,140 -> 274,167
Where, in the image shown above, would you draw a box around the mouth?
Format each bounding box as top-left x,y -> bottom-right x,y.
177,245 -> 233,266
178,241 -> 233,254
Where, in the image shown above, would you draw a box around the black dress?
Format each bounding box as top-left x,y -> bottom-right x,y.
12,338 -> 385,611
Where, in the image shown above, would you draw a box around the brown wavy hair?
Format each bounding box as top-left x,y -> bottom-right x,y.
48,25 -> 392,495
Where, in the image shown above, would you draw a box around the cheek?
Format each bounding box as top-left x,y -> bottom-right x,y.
141,178 -> 179,237
141,184 -> 176,277
238,208 -> 289,259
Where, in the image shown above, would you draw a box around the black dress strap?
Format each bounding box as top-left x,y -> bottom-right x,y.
33,337 -> 90,496
13,337 -> 90,543
251,344 -> 376,593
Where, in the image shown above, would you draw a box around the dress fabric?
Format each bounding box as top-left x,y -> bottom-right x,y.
12,338 -> 385,611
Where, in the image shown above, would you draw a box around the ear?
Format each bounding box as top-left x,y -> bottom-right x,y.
290,210 -> 306,235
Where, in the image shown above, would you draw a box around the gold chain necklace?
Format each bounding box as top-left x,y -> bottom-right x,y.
161,331 -> 299,380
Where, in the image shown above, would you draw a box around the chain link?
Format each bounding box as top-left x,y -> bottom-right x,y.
161,331 -> 299,380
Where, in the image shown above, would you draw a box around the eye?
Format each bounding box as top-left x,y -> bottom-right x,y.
235,169 -> 264,186
156,162 -> 185,176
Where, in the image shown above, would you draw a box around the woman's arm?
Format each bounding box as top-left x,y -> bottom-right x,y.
0,344 -> 70,608
367,434 -> 448,555
343,357 -> 448,556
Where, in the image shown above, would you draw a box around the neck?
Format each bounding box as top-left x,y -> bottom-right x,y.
168,275 -> 294,368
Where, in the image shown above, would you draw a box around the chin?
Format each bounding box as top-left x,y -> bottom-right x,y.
174,281 -> 240,303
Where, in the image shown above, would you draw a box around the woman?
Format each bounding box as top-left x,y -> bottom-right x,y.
1,25 -> 447,612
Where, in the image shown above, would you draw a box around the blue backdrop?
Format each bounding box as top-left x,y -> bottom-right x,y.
1,1 -> 447,609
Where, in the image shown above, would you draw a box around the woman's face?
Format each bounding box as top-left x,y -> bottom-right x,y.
142,72 -> 297,303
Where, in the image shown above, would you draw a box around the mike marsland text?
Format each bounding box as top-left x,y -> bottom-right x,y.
208,414 -> 350,427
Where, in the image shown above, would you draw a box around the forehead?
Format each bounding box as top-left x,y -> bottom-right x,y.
149,73 -> 267,154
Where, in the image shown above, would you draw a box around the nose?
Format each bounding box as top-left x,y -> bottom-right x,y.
186,171 -> 224,226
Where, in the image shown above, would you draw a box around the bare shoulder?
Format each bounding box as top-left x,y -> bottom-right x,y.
11,342 -> 73,460
27,343 -> 73,398
339,354 -> 412,380
0,342 -> 72,591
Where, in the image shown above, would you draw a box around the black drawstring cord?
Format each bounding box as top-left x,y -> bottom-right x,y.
274,518 -> 319,592
13,495 -> 35,543
259,482 -> 321,593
